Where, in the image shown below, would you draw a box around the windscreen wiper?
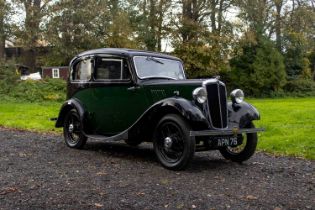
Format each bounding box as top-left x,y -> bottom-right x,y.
146,56 -> 164,64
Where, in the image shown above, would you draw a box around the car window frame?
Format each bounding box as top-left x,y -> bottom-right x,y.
70,56 -> 94,83
94,58 -> 123,81
92,55 -> 133,84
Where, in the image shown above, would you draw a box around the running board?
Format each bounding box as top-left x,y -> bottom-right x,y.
84,131 -> 128,142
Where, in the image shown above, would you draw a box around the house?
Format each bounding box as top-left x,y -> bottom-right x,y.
42,66 -> 69,80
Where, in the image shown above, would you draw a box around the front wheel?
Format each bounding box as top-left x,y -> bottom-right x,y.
219,122 -> 257,162
63,109 -> 87,149
153,114 -> 195,170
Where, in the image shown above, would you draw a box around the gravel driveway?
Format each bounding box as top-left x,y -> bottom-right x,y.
0,127 -> 314,210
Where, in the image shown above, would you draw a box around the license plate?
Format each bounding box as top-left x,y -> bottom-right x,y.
215,136 -> 238,147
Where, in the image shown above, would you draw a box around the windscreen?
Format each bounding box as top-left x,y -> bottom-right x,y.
133,56 -> 185,80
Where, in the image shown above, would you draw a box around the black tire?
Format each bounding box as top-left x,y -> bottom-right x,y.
153,114 -> 195,170
63,109 -> 87,149
124,139 -> 142,147
219,122 -> 257,162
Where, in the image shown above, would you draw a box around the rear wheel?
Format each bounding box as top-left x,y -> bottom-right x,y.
153,114 -> 195,170
63,109 -> 87,149
219,122 -> 257,162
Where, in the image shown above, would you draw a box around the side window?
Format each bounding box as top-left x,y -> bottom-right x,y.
94,58 -> 130,80
72,58 -> 93,81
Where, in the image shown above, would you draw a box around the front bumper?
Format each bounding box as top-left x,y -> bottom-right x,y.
190,128 -> 265,137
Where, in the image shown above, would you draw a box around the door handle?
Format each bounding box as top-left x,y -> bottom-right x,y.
127,86 -> 141,91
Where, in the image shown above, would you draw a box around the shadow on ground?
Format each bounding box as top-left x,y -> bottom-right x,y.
83,140 -> 250,172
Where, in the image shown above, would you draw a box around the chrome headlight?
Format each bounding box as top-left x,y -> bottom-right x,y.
193,87 -> 207,104
231,89 -> 244,104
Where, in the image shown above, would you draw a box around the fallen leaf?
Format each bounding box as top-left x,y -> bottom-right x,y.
0,187 -> 19,195
96,172 -> 107,176
160,179 -> 169,185
176,203 -> 184,209
136,192 -> 145,196
274,208 -> 282,210
94,203 -> 103,208
246,195 -> 258,200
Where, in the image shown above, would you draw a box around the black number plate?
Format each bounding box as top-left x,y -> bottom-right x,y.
214,136 -> 239,147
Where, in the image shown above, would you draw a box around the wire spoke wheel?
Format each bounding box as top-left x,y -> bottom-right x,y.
65,114 -> 81,145
226,134 -> 246,154
157,122 -> 185,163
63,109 -> 87,149
219,123 -> 257,162
153,114 -> 195,170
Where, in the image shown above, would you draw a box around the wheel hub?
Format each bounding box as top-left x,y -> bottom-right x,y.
68,124 -> 74,133
164,137 -> 173,149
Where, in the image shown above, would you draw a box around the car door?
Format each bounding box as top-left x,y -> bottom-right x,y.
88,56 -> 149,136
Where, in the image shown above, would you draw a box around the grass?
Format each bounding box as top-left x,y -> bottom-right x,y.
0,97 -> 314,160
0,100 -> 62,133
249,97 -> 315,160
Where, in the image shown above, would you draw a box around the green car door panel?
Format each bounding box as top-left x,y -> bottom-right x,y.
70,80 -> 208,133
56,80 -> 212,136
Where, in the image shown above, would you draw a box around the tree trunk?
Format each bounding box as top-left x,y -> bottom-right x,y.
147,0 -> 157,50
157,0 -> 164,51
217,0 -> 225,35
22,0 -> 42,72
181,0 -> 189,43
274,0 -> 283,52
210,0 -> 217,33
0,0 -> 5,59
181,0 -> 200,43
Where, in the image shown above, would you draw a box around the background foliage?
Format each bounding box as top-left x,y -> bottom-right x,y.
0,60 -> 66,102
0,0 -> 314,96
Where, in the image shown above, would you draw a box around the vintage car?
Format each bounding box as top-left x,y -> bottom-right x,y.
55,48 -> 264,170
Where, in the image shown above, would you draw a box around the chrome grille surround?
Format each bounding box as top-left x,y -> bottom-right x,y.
202,79 -> 228,129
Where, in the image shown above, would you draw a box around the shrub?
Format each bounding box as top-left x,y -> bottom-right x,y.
10,78 -> 67,102
0,60 -> 66,103
230,36 -> 287,97
0,60 -> 19,95
284,79 -> 315,94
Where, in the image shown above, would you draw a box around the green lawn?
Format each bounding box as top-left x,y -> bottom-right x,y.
0,98 -> 314,159
249,97 -> 315,160
0,101 -> 62,133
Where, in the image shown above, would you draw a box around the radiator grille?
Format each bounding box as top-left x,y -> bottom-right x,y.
204,81 -> 228,128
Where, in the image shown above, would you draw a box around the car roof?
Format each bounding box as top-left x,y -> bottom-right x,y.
76,48 -> 181,61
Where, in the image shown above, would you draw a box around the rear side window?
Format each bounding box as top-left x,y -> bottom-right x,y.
94,58 -> 130,80
72,58 -> 93,81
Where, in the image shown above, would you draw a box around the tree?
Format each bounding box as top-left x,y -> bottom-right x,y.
43,0 -> 139,66
43,0 -> 104,65
172,0 -> 233,78
282,0 -> 315,79
0,0 -> 12,59
177,0 -> 209,44
235,0 -> 274,36
0,0 -> 5,59
230,35 -> 286,96
283,32 -> 312,79
103,0 -> 138,49
273,0 -> 285,51
126,0 -> 171,51
14,0 -> 52,71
